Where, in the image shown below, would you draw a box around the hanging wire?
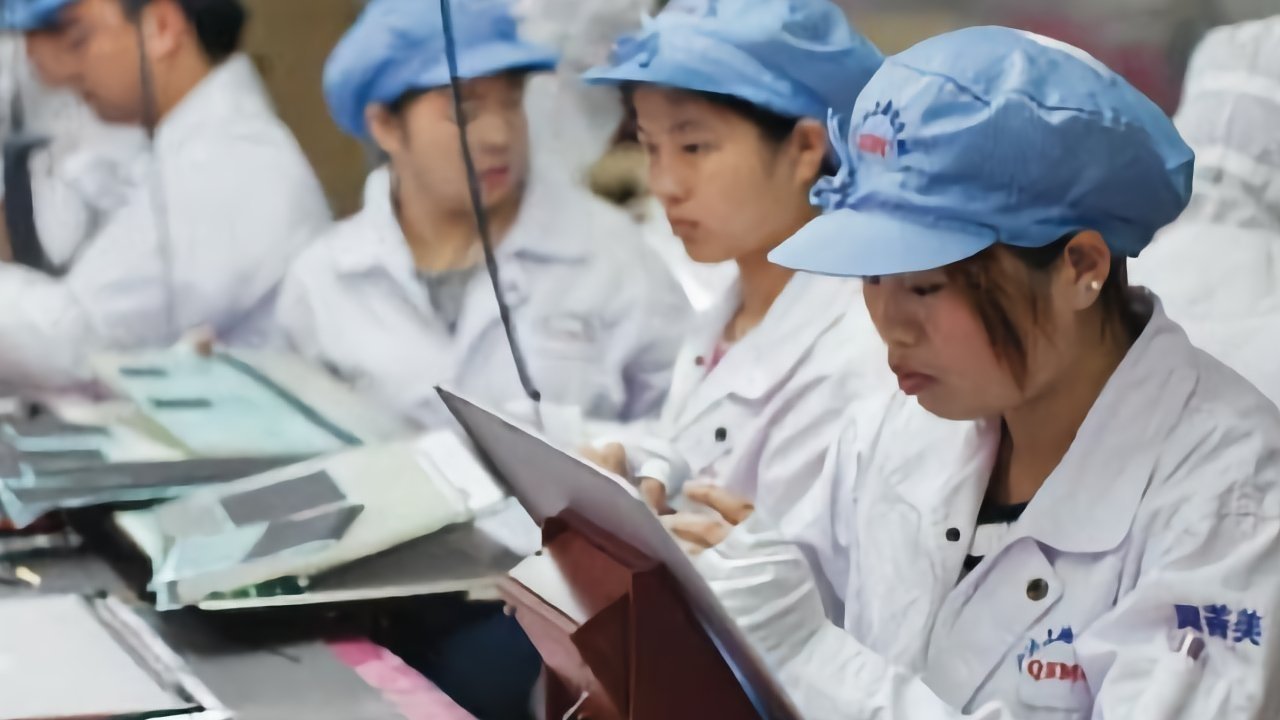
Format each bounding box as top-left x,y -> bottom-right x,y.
436,0 -> 540,404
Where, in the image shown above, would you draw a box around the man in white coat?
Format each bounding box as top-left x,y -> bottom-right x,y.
1130,16 -> 1280,405
277,0 -> 690,430
0,0 -> 330,392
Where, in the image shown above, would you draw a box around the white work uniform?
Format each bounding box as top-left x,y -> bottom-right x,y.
276,166 -> 691,430
0,54 -> 331,391
1130,17 -> 1280,405
700,296 -> 1280,718
607,272 -> 890,517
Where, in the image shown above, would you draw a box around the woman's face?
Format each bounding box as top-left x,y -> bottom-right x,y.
863,248 -> 1090,421
632,86 -> 819,264
370,74 -> 530,214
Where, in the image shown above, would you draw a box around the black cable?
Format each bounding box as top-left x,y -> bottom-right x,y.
2,8 -> 56,273
436,0 -> 540,404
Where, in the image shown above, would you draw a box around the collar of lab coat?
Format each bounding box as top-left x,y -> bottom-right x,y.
332,165 -> 594,278
154,54 -> 275,155
664,272 -> 858,425
1008,294 -> 1198,554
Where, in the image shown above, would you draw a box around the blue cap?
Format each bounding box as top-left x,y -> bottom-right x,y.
770,26 -> 1195,278
1,0 -> 74,31
323,0 -> 558,139
582,0 -> 883,121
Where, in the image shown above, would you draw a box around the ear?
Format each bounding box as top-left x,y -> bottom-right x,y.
366,104 -> 405,156
787,117 -> 829,189
1062,230 -> 1112,310
140,0 -> 188,61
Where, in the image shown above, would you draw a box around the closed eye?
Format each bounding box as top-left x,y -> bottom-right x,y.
910,284 -> 944,297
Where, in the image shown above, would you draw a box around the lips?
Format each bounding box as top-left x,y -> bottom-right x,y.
668,218 -> 698,237
890,362 -> 936,396
479,166 -> 510,188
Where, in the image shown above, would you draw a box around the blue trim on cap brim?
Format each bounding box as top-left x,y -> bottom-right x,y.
769,209 -> 998,277
449,41 -> 557,82
2,8 -> 61,30
582,42 -> 827,120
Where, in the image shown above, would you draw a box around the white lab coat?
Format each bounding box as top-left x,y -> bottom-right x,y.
1129,17 -> 1280,405
607,272 -> 891,518
0,54 -> 331,391
700,296 -> 1280,718
276,165 -> 691,430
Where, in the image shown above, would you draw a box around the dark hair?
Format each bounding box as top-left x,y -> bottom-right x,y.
944,233 -> 1140,386
622,86 -> 837,175
384,72 -> 528,118
386,87 -> 433,117
119,0 -> 246,63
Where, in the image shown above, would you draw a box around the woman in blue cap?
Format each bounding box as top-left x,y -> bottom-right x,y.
668,27 -> 1280,718
579,0 -> 890,521
276,0 -> 691,431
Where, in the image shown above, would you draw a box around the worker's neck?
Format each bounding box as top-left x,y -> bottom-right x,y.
993,329 -> 1132,505
724,207 -> 817,342
149,47 -> 216,128
394,178 -> 524,272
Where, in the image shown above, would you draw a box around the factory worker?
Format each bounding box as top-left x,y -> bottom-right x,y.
277,0 -> 691,430
669,27 -> 1280,719
0,0 -> 331,392
1130,16 -> 1280,405
579,0 -> 891,518
0,10 -> 145,269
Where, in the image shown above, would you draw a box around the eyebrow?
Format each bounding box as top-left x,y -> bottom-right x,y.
636,118 -> 707,137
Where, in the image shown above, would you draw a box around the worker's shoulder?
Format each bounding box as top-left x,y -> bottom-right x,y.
166,107 -> 318,190
1148,344 -> 1280,520
280,209 -> 381,290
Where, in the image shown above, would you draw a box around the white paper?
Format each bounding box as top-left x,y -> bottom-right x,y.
0,595 -> 186,720
416,430 -> 505,514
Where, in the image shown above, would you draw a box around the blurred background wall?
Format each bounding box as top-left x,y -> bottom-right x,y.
238,0 -> 1278,215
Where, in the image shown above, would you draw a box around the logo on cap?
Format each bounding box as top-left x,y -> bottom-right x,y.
665,0 -> 718,18
856,101 -> 909,160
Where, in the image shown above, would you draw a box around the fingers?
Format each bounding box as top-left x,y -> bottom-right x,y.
579,442 -> 629,478
638,477 -> 672,515
178,326 -> 217,357
684,483 -> 755,526
661,513 -> 733,554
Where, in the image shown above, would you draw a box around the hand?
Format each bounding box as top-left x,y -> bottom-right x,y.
662,483 -> 755,555
176,326 -> 217,357
638,477 -> 672,515
579,442 -> 629,478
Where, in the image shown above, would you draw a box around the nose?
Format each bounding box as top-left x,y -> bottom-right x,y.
864,282 -> 922,349
467,111 -> 512,158
647,151 -> 690,208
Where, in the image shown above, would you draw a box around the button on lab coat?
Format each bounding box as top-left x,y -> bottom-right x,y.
609,272 -> 891,516
708,298 -> 1280,718
1129,17 -> 1280,406
276,166 -> 691,430
0,54 -> 331,391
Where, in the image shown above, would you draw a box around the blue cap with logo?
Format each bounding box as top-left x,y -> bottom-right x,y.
770,26 -> 1195,278
582,0 -> 883,121
1,0 -> 75,31
324,0 -> 558,139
